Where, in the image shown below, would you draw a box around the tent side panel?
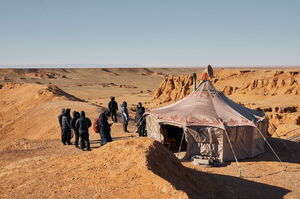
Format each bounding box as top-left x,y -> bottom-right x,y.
183,129 -> 200,161
184,127 -> 224,162
252,120 -> 267,156
223,127 -> 253,161
146,115 -> 164,142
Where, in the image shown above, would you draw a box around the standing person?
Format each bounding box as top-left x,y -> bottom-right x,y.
58,108 -> 65,138
108,96 -> 118,122
70,111 -> 80,148
138,116 -> 147,137
75,111 -> 92,151
120,101 -> 129,132
136,103 -> 146,136
61,108 -> 72,145
98,111 -> 112,146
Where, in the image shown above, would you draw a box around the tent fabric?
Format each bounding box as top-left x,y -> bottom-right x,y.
145,80 -> 267,162
147,81 -> 264,129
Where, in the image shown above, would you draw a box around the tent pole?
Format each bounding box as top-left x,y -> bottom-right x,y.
177,130 -> 185,158
223,127 -> 243,178
193,73 -> 197,91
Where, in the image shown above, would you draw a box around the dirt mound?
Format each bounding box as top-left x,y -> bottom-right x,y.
1,137 -> 289,199
0,83 -> 101,151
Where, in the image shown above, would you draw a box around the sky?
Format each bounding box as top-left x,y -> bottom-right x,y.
0,0 -> 299,67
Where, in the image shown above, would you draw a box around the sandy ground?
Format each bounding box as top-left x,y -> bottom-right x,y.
0,68 -> 299,199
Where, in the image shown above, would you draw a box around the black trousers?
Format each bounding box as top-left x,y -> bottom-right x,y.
80,133 -> 90,150
99,132 -> 107,146
123,122 -> 128,132
61,128 -> 71,144
111,111 -> 117,122
99,129 -> 112,146
138,124 -> 146,137
73,129 -> 79,147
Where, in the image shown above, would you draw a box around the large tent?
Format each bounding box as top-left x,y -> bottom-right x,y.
145,80 -> 268,162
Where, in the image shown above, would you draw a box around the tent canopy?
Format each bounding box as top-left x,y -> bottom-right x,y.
147,80 -> 264,129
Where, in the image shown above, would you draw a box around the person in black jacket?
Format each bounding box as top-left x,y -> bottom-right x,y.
75,111 -> 92,151
136,104 -> 146,137
61,108 -> 72,145
70,111 -> 80,148
58,108 -> 65,135
98,111 -> 112,146
108,96 -> 118,122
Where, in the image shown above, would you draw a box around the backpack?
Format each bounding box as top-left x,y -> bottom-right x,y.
93,118 -> 100,133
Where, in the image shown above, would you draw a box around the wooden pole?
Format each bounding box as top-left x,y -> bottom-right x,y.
193,73 -> 197,91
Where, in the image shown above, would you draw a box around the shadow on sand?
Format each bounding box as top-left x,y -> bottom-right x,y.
146,141 -> 291,199
242,137 -> 300,164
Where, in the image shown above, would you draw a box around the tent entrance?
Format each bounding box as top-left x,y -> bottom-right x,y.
161,124 -> 187,152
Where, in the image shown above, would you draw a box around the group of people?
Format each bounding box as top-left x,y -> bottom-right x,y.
107,96 -> 147,136
58,108 -> 92,151
58,97 -> 147,150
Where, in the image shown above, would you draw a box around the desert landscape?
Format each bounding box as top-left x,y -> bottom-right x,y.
0,67 -> 299,199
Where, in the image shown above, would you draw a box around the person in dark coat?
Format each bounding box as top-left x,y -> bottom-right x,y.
75,111 -> 92,151
120,101 -> 129,132
58,108 -> 65,135
108,96 -> 118,122
61,108 -> 72,145
136,106 -> 146,137
135,102 -> 144,125
70,111 -> 80,148
98,111 -> 112,146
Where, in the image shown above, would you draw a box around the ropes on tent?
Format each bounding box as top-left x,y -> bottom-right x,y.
223,126 -> 243,178
254,125 -> 287,172
204,82 -> 243,178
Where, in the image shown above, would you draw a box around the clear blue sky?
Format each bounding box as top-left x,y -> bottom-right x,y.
0,0 -> 299,67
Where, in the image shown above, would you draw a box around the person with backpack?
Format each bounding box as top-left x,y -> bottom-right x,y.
98,111 -> 112,146
70,111 -> 80,148
120,101 -> 129,132
75,111 -> 92,151
108,96 -> 118,122
61,108 -> 72,145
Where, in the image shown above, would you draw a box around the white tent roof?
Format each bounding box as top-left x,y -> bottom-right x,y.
147,80 -> 264,129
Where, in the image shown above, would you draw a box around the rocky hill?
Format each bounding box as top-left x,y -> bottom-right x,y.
152,69 -> 300,139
